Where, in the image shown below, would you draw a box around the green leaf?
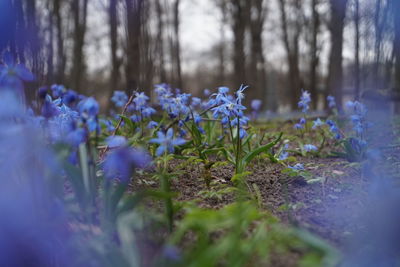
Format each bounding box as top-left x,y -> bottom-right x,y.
119,115 -> 135,133
242,132 -> 282,166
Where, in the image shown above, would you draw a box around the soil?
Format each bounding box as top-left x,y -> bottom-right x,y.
130,118 -> 400,266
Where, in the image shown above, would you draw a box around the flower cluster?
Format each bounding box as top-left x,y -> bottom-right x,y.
111,91 -> 128,107
327,95 -> 336,109
345,100 -> 367,136
211,85 -> 250,139
294,90 -> 311,130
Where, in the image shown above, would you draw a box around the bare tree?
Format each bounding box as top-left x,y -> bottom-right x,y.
155,0 -> 166,83
109,0 -> 120,94
216,0 -> 228,86
172,0 -> 182,89
125,0 -> 143,94
46,0 -> 54,84
309,0 -> 320,109
230,0 -> 249,89
54,0 -> 66,84
278,0 -> 303,110
393,0 -> 400,112
354,0 -> 360,99
248,0 -> 267,107
71,0 -> 89,93
326,0 -> 348,109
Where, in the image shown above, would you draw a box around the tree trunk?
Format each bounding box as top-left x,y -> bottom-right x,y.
217,0 -> 227,85
231,0 -> 248,89
46,0 -> 54,85
249,0 -> 267,109
54,0 -> 66,84
173,0 -> 182,89
309,0 -> 320,109
125,0 -> 143,94
278,0 -> 302,110
71,0 -> 88,93
393,0 -> 400,112
354,0 -> 360,100
109,0 -> 120,96
327,0 -> 348,110
155,0 -> 166,83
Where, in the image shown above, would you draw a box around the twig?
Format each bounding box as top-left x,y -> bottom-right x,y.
98,93 -> 135,161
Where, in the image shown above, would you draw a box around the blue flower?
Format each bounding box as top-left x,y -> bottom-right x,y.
66,128 -> 87,147
142,107 -> 156,118
133,92 -> 149,109
203,89 -> 211,96
312,118 -> 324,129
111,91 -> 128,107
299,117 -> 306,124
294,123 -> 304,130
63,90 -> 78,106
162,245 -> 181,262
78,97 -> 99,117
235,84 -> 248,104
251,99 -> 262,111
130,114 -> 140,123
100,119 -> 115,132
51,84 -> 66,98
0,51 -> 35,91
279,144 -> 289,160
288,163 -> 304,171
150,128 -> 186,156
218,86 -> 229,94
41,100 -> 60,119
103,147 -> 152,182
327,95 -> 336,108
298,90 -> 311,113
147,121 -> 158,129
279,151 -> 289,161
37,87 -> 48,100
106,135 -> 127,148
191,97 -> 201,108
304,144 -> 317,152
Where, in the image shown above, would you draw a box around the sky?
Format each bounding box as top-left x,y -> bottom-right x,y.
86,0 -> 223,74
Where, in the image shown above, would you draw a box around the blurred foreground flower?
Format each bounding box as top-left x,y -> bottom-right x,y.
103,147 -> 151,182
0,51 -> 34,92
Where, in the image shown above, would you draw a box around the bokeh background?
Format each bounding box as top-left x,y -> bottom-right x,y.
0,0 -> 399,112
